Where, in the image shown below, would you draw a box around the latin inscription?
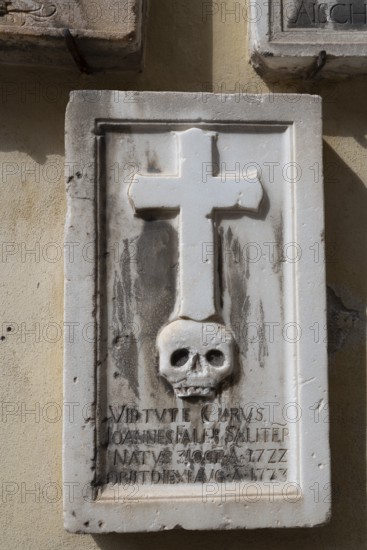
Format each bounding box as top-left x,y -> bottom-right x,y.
284,0 -> 367,28
103,405 -> 289,486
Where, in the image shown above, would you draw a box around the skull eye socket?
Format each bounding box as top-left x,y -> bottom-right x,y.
170,348 -> 190,367
205,349 -> 225,366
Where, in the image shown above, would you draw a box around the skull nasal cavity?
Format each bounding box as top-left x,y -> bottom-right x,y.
170,348 -> 190,367
205,349 -> 225,366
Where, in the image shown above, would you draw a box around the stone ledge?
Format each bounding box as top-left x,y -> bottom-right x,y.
0,0 -> 145,71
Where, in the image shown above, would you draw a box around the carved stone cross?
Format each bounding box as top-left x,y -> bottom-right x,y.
129,128 -> 264,322
65,92 -> 330,529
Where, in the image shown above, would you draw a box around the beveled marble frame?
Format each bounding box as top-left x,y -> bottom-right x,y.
63,92 -> 330,532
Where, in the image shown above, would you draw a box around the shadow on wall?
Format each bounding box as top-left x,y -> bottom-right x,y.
0,0 -> 213,165
137,0 -> 214,90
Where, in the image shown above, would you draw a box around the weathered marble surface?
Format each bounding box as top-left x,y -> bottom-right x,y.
0,1 -> 145,70
63,91 -> 330,532
250,0 -> 367,78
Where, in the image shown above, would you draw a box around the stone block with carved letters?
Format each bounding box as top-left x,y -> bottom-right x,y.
0,1 -> 145,71
250,0 -> 367,78
63,91 -> 330,532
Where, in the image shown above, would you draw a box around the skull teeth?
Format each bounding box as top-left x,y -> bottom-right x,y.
174,385 -> 215,397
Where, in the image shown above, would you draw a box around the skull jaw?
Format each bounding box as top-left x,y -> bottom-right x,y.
173,383 -> 216,399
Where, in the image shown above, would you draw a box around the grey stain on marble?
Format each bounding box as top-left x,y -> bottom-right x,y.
135,220 -> 178,392
111,239 -> 139,396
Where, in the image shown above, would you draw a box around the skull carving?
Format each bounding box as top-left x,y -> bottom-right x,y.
157,319 -> 234,399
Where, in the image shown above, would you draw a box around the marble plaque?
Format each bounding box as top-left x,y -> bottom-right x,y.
63,92 -> 330,532
0,1 -> 145,70
250,0 -> 367,78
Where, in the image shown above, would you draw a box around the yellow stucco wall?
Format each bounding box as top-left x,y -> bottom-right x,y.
0,1 -> 365,548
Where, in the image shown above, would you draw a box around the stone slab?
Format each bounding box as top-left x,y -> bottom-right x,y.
63,91 -> 330,532
250,0 -> 367,78
0,1 -> 145,71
